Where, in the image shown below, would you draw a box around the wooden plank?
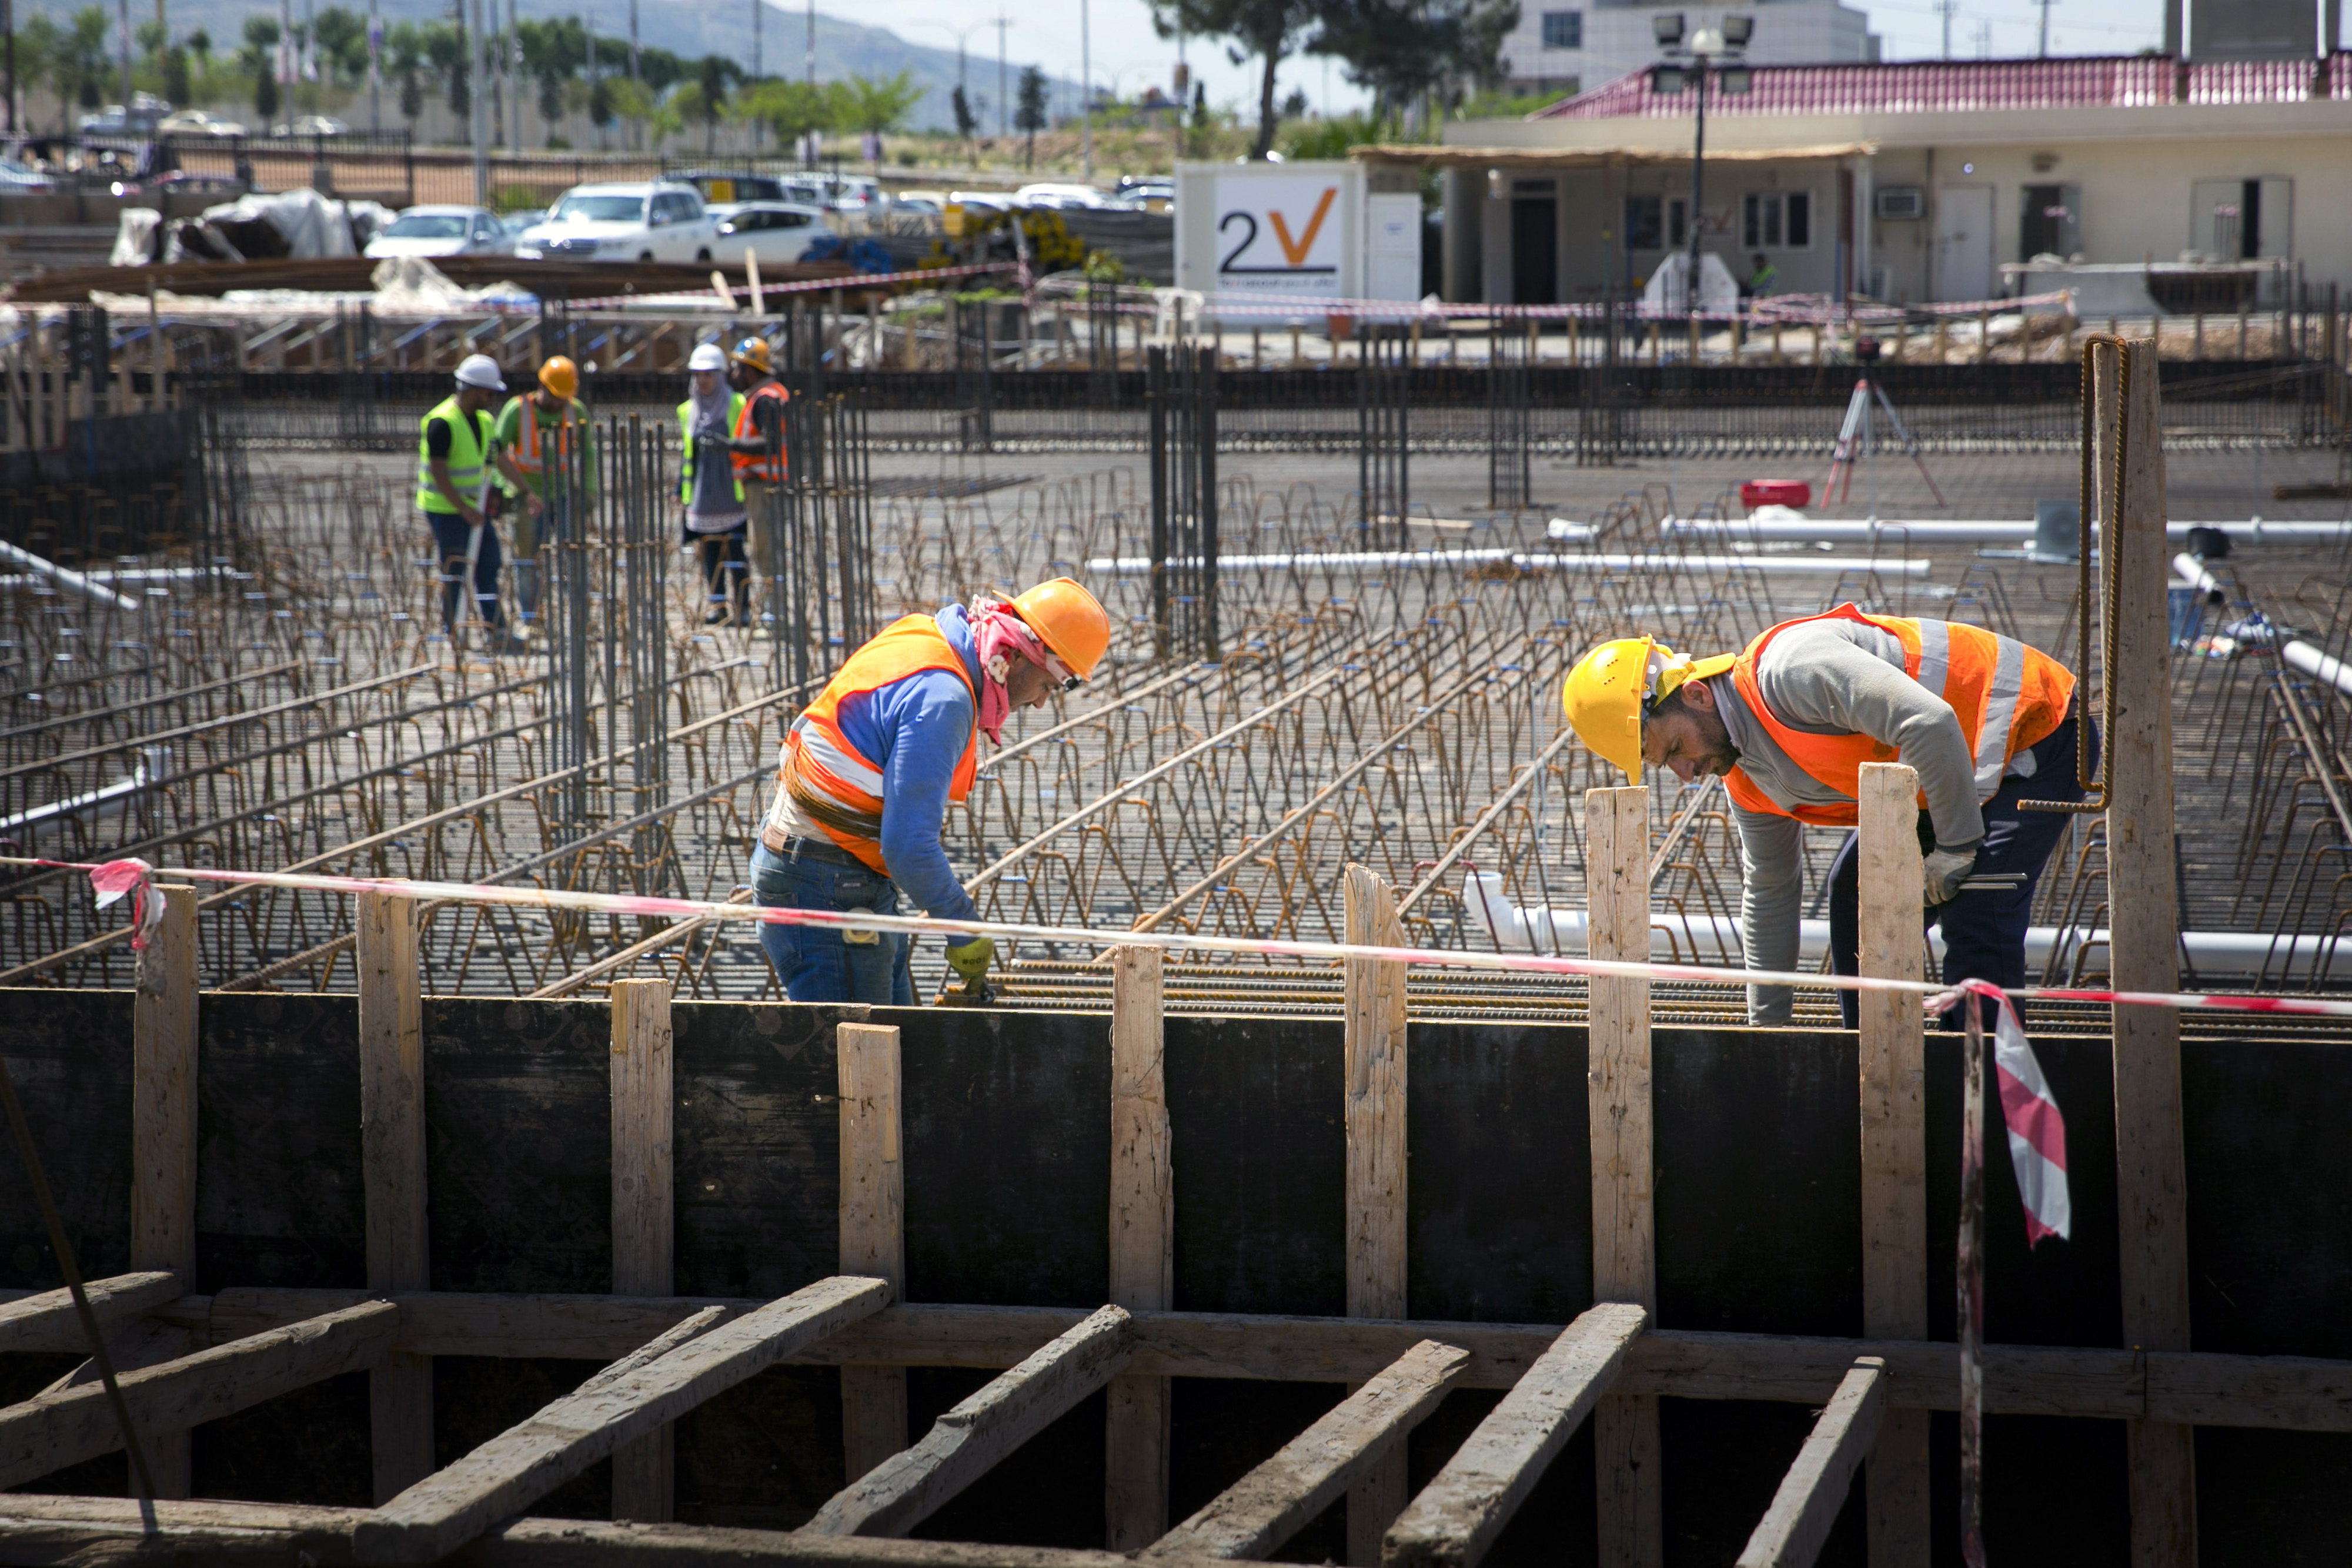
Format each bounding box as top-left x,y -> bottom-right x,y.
1381,1302 -> 1648,1568
838,1023 -> 909,1485
1732,1359 -> 1887,1568
0,1301 -> 399,1489
349,1276 -> 891,1565
803,1305 -> 1137,1539
1585,787 -> 1661,1568
609,979 -> 677,1524
2099,339 -> 2196,1568
1342,865 -> 1411,1568
175,1291 -> 2352,1432
1145,1339 -> 1468,1562
1853,765 -> 1929,1568
1106,945 -> 1173,1551
359,889 -> 432,1505
130,881 -> 199,1499
0,1273 -> 184,1356
35,1319 -> 193,1397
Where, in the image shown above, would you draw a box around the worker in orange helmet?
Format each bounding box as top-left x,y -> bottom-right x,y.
751,578 -> 1112,1004
726,336 -> 789,626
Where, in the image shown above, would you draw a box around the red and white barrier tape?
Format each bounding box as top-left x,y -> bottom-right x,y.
14,854 -> 2350,1021
562,260 -> 1019,313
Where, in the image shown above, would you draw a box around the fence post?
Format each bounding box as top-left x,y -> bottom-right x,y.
609,978 -> 675,1521
359,889 -> 432,1502
129,884 -> 198,1499
1587,787 -> 1662,1568
1342,865 -> 1409,1566
837,1021 -> 907,1482
1105,947 -> 1172,1549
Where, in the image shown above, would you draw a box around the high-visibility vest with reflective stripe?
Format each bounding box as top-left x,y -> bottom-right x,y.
503,394 -> 588,485
415,395 -> 489,514
677,393 -> 747,504
773,613 -> 980,874
730,381 -> 789,483
1722,603 -> 2074,827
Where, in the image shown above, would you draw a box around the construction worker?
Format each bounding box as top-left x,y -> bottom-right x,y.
491,356 -> 599,632
727,337 -> 790,607
419,355 -> 536,651
1559,604 -> 2094,1027
678,342 -> 754,626
751,578 -> 1111,1004
1747,252 -> 1778,297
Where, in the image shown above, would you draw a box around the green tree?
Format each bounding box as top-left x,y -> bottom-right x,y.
313,6 -> 369,82
588,73 -> 615,133
537,66 -> 567,138
399,63 -> 424,124
840,69 -> 920,135
162,46 -> 191,105
1150,0 -> 1319,159
1014,63 -> 1046,169
1312,0 -> 1518,123
65,6 -> 110,113
14,14 -> 61,130
951,83 -> 977,142
677,54 -> 736,153
739,77 -> 832,146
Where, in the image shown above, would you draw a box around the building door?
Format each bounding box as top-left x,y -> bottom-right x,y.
2191,178 -> 2293,260
1512,193 -> 1559,306
1935,184 -> 1994,302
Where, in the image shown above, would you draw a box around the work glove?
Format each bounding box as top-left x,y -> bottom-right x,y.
1922,846 -> 1977,907
945,936 -> 995,987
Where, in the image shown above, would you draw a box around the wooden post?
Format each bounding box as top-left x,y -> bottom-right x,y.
359,890 -> 432,1503
1586,788 -> 1662,1568
1342,865 -> 1409,1567
1105,946 -> 1172,1550
2099,342 -> 2196,1568
129,884 -> 197,1500
838,1022 -> 907,1483
609,979 -> 674,1523
1855,765 -> 1929,1565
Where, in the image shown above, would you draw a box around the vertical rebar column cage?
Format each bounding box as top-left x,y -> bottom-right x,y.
1357,324 -> 1411,546
1147,345 -> 1220,663
766,393 -> 878,692
1489,310 -> 1534,511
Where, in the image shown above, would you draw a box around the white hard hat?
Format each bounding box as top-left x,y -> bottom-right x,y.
687,342 -> 727,372
455,353 -> 507,392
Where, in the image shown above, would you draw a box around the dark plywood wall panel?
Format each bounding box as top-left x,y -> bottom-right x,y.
196,994 -> 366,1293
0,991 -> 134,1290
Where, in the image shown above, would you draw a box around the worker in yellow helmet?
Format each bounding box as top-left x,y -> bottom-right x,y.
490,356 -> 598,633
1559,605 -> 2090,1028
752,578 -> 1112,1004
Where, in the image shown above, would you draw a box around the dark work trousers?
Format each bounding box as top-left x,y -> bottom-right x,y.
696,527 -> 750,624
1829,700 -> 2099,1029
423,507 -> 503,634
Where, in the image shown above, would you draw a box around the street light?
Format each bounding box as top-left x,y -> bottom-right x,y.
1651,13 -> 1753,334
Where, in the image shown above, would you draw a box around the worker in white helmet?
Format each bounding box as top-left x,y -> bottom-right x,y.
417,354 -> 537,652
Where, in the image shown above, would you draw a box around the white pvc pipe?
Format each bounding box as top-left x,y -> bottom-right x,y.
1665,517 -> 2352,544
2171,554 -> 2352,698
1462,872 -> 2352,980
1085,549 -> 1930,579
0,539 -> 142,613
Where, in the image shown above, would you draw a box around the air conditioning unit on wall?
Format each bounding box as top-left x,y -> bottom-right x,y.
1876,186 -> 1926,220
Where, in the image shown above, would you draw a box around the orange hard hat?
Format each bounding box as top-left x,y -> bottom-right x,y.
538,356 -> 579,400
1010,577 -> 1110,681
730,336 -> 774,375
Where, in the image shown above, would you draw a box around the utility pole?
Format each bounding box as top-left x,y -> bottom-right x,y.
2036,0 -> 2055,56
752,0 -> 761,81
366,0 -> 380,132
470,0 -> 488,203
116,0 -> 129,116
585,8 -> 596,149
5,0 -> 18,134
995,15 -> 1008,141
1080,0 -> 1091,181
507,0 -> 521,152
1936,0 -> 1957,59
805,0 -> 813,87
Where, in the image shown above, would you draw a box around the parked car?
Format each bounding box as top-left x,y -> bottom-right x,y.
365,205 -> 514,259
512,181 -> 719,263
275,115 -> 350,137
890,190 -> 945,216
500,208 -> 544,240
674,170 -> 784,207
1014,182 -> 1112,209
0,158 -> 57,193
713,202 -> 836,266
156,108 -> 246,137
78,95 -> 171,135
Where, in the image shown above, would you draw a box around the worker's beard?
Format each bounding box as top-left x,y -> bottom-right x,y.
1693,713 -> 1742,777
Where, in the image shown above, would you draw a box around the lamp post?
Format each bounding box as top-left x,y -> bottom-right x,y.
1650,14 -> 1752,349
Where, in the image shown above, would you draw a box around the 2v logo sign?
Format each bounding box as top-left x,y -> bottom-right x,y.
1268,188 -> 1337,265
1216,180 -> 1342,286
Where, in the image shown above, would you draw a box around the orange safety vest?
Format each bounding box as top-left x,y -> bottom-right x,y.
1722,603 -> 2074,827
506,394 -> 581,477
731,382 -> 789,483
776,613 -> 978,874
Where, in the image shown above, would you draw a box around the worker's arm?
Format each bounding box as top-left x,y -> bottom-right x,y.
1733,803 -> 1806,1026
493,446 -> 543,514
871,671 -> 981,944
1755,636 -> 1986,851
424,417 -> 481,525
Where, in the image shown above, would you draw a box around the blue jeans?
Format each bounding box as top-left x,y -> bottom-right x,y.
1829,701 -> 2100,1029
423,507 -> 502,632
750,841 -> 913,1004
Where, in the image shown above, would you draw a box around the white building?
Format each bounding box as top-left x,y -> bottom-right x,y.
1388,54 -> 2352,307
1496,0 -> 1877,102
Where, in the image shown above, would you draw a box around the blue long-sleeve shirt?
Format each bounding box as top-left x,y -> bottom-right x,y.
826,606 -> 981,938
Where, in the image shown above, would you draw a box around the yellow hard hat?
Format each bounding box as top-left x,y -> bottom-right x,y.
538,356 -> 579,401
1561,637 -> 1735,781
730,336 -> 774,375
1009,577 -> 1111,682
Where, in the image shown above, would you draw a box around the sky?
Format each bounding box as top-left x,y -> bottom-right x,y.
814,0 -> 2185,123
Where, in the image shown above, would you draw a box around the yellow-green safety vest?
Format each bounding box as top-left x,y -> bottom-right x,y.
677,393 -> 747,506
416,394 -> 490,514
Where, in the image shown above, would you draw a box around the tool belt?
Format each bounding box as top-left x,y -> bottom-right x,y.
759,825 -> 867,868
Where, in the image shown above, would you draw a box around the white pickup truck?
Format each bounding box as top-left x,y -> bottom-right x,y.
513,180 -> 719,265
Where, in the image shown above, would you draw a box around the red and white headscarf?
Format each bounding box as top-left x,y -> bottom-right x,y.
969,594 -> 1077,744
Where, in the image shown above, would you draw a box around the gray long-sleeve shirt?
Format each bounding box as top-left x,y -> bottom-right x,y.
1715,617 -> 2004,1024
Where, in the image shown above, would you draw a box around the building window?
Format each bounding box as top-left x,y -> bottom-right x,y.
1541,9 -> 1583,49
1667,196 -> 1688,248
1625,195 -> 1662,251
1786,190 -> 1812,248
1743,193 -> 1782,249
2020,184 -> 2082,262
